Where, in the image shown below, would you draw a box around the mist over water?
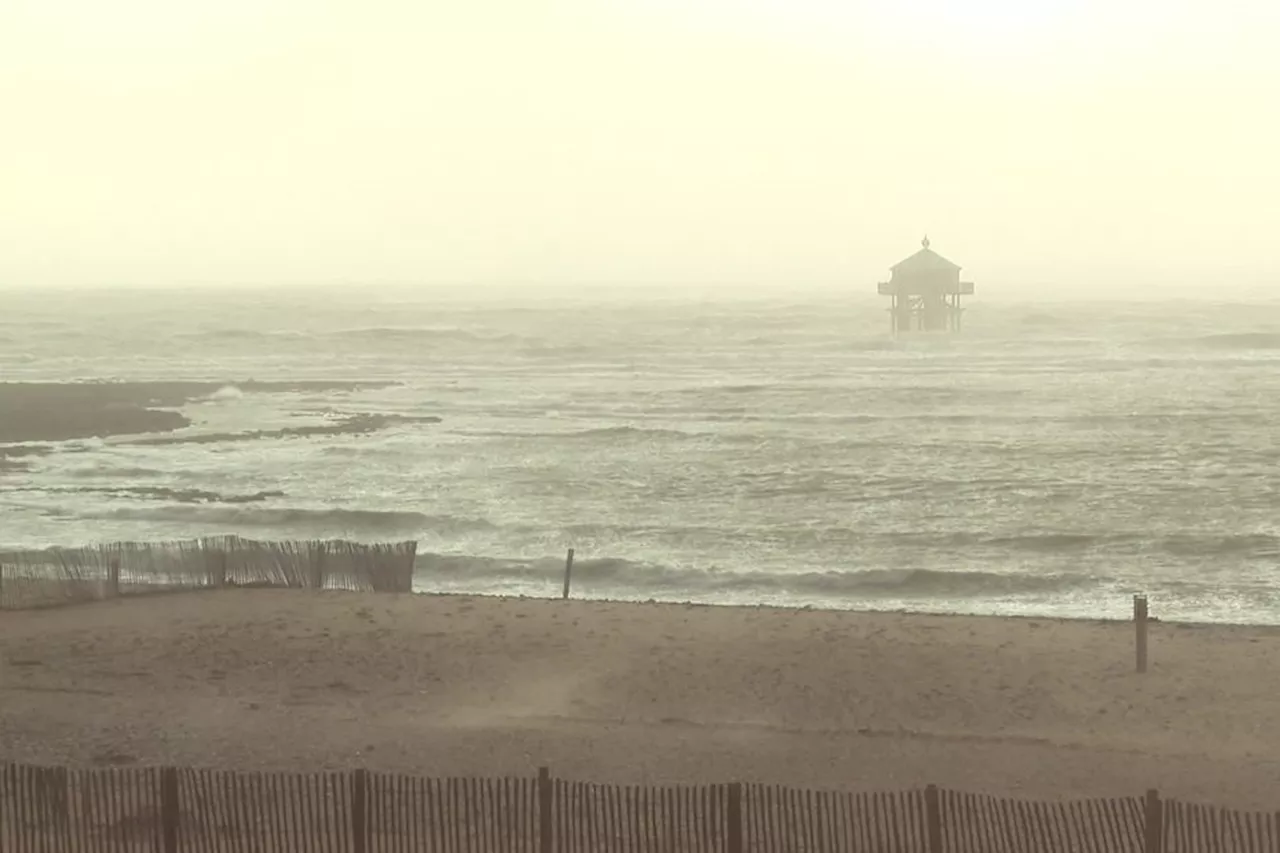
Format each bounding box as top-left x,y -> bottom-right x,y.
3,288 -> 1280,624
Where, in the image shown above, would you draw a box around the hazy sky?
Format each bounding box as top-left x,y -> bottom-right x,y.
3,0 -> 1278,296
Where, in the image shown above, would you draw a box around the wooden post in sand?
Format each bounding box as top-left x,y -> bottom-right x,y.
1144,788 -> 1164,853
1134,594 -> 1149,673
404,545 -> 417,594
537,767 -> 553,853
562,549 -> 575,600
108,558 -> 120,598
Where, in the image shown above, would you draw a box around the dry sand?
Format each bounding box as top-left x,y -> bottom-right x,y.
1,591 -> 1278,809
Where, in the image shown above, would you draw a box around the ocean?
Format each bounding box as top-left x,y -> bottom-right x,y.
3,286 -> 1279,624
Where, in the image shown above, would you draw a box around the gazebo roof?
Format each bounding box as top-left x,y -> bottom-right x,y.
890,236 -> 962,273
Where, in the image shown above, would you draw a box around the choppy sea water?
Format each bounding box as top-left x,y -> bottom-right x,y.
3,286 -> 1280,624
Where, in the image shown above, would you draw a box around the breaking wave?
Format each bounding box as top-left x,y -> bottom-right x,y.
895,531 -> 1280,558
455,425 -> 737,442
12,486 -> 284,504
177,326 -> 532,348
1193,332 -> 1280,350
326,327 -> 529,346
206,385 -> 244,402
1151,332 -> 1280,351
66,465 -> 168,479
85,507 -> 493,535
673,383 -> 773,395
413,554 -> 1092,599
568,426 -> 715,440
979,533 -> 1106,552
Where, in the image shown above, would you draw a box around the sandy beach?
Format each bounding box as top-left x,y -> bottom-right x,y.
1,591 -> 1278,809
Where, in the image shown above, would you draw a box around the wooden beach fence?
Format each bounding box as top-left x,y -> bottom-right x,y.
0,538 -> 418,610
2,764 -> 1277,852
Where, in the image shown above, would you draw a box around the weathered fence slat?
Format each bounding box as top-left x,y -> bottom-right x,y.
725,782 -> 742,853
351,767 -> 367,853
159,766 -> 178,853
976,792 -> 997,853
923,785 -> 941,853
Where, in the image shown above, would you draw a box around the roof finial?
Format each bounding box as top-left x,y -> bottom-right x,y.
922,234 -> 931,249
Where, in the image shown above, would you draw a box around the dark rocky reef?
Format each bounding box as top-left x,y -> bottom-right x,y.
128,413 -> 440,446
0,381 -> 397,443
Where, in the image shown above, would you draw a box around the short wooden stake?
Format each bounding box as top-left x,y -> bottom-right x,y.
562,549 -> 575,600
1144,788 -> 1163,853
108,558 -> 120,598
1134,594 -> 1149,673
537,767 -> 552,853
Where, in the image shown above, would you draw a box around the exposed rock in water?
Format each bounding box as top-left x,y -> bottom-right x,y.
0,380 -> 399,443
128,414 -> 440,447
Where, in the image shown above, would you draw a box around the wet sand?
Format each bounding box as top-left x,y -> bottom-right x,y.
1,591 -> 1277,808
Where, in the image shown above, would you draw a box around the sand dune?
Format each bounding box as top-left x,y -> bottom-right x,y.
1,591 -> 1278,809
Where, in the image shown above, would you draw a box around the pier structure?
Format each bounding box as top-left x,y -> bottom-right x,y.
877,237 -> 974,333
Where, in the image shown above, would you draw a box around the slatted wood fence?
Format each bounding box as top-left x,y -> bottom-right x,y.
0,537 -> 417,609
1,764 -> 1276,852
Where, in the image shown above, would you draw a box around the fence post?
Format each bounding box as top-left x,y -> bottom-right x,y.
404,543 -> 418,593
1134,594 -> 1149,673
108,558 -> 120,598
562,549 -> 575,600
925,784 -> 943,853
313,543 -> 328,590
726,782 -> 743,853
160,767 -> 179,853
1144,789 -> 1163,853
538,767 -> 552,853
352,768 -> 368,853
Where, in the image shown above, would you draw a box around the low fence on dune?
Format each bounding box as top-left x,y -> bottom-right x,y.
0,764 -> 1275,852
0,537 -> 417,609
